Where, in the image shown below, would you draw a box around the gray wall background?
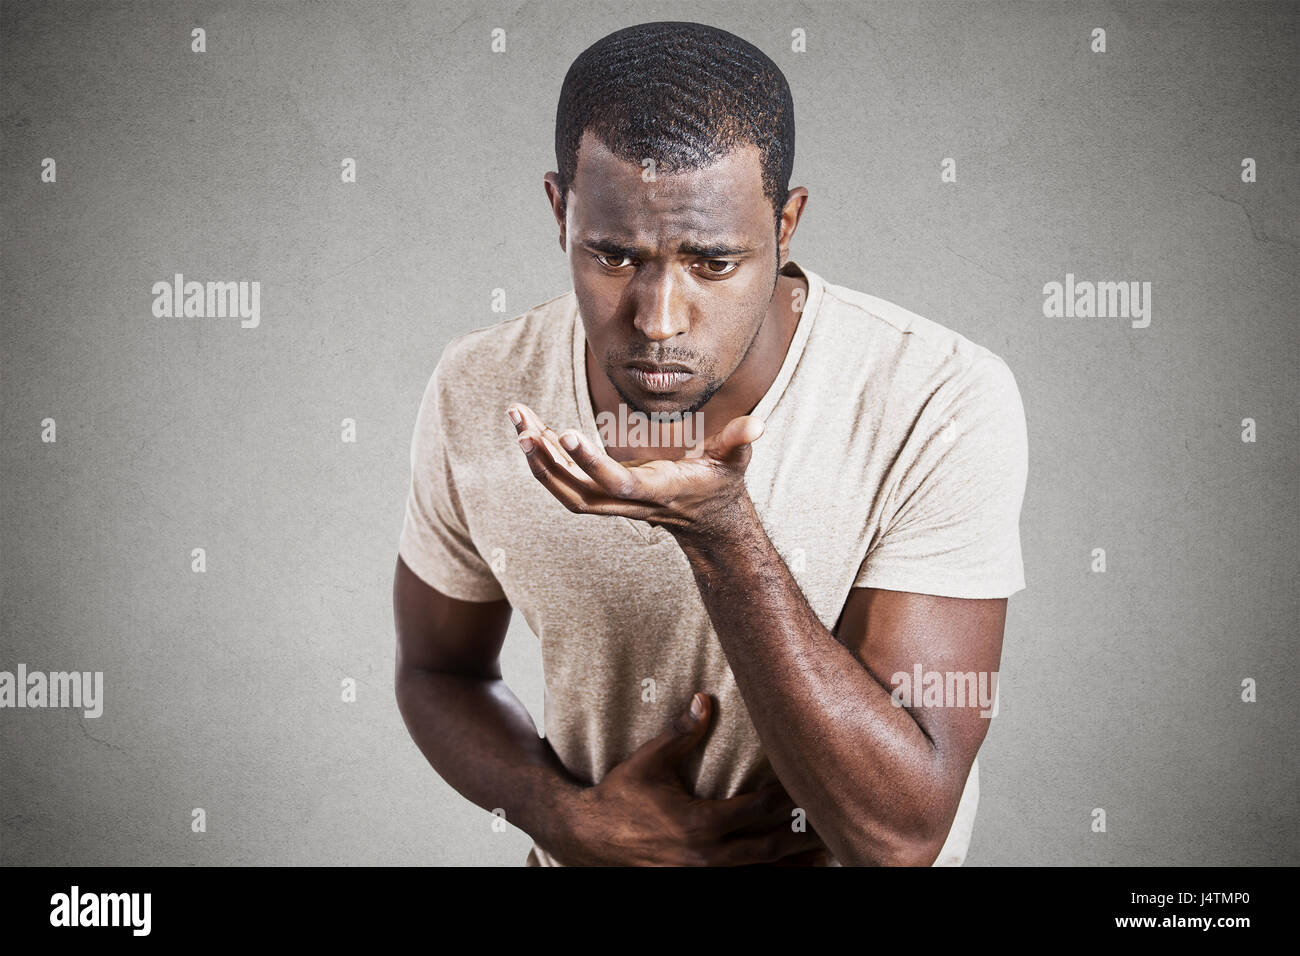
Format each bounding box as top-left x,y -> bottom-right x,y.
2,0 -> 1296,866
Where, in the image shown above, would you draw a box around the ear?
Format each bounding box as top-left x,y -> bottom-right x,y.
543,173 -> 567,251
776,187 -> 809,264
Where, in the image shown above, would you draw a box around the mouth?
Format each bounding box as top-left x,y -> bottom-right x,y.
625,363 -> 695,393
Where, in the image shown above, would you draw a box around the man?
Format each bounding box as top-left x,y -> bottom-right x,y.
393,21 -> 1027,866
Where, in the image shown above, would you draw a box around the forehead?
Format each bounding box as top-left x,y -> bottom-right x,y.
570,129 -> 768,244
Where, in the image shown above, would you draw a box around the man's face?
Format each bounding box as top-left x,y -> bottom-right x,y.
553,130 -> 781,417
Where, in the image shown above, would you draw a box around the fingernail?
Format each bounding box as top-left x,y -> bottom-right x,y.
560,431 -> 579,451
507,407 -> 521,426
518,436 -> 534,453
690,694 -> 704,719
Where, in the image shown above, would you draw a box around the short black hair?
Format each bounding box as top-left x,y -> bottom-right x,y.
554,21 -> 795,234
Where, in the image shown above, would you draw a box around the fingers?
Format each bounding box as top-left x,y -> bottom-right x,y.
727,846 -> 832,867
508,404 -> 620,512
626,693 -> 712,775
765,847 -> 833,867
507,403 -> 666,519
709,823 -> 825,867
557,428 -> 642,499
704,783 -> 801,835
510,402 -> 645,501
517,438 -> 594,511
509,403 -> 588,485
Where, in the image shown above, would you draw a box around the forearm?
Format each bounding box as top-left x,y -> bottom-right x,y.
670,499 -> 946,865
395,665 -> 583,853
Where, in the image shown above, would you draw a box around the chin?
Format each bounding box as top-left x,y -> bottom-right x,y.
631,394 -> 697,418
613,377 -> 702,418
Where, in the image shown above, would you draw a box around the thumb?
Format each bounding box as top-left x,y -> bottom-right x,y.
707,415 -> 764,469
628,692 -> 712,776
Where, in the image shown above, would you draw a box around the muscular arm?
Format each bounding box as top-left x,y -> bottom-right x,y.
392,555 -> 583,849
668,497 -> 1006,867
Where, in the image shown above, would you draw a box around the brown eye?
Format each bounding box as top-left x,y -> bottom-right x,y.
700,259 -> 738,276
595,254 -> 634,269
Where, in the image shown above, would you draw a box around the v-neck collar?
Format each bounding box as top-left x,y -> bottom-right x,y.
570,259 -> 826,545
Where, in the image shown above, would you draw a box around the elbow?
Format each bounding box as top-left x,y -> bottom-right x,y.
828,804 -> 950,867
887,832 -> 946,868
393,669 -> 413,723
813,748 -> 958,866
836,831 -> 944,868
836,830 -> 946,868
393,658 -> 411,703
393,659 -> 428,717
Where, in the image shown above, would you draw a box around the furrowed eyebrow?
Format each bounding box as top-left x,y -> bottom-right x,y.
579,236 -> 754,259
581,237 -> 644,258
678,241 -> 754,258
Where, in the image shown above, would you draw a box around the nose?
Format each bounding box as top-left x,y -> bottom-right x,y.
632,268 -> 690,342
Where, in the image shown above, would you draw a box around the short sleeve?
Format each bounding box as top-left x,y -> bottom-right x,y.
855,354 -> 1028,599
397,360 -> 507,602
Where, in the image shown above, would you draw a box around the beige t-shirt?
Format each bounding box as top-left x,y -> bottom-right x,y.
398,260 -> 1028,866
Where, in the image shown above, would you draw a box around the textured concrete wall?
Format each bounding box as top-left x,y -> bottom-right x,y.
2,0 -> 1296,865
